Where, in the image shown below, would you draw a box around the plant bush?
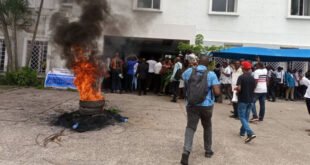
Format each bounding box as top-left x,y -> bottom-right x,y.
4,67 -> 38,86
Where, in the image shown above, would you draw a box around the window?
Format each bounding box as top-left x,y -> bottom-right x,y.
0,39 -> 5,72
28,41 -> 48,74
211,0 -> 237,13
137,0 -> 161,10
291,0 -> 310,16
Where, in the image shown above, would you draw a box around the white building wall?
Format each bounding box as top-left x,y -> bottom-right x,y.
1,0 -> 310,72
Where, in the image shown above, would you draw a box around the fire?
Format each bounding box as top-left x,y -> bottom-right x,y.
72,46 -> 104,101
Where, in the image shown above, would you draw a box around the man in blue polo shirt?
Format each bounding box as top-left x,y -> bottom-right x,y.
180,56 -> 221,165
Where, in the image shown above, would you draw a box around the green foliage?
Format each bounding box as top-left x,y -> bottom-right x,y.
0,0 -> 32,27
178,34 -> 225,56
3,67 -> 38,86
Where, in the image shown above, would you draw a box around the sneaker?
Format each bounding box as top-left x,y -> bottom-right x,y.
180,153 -> 189,165
245,134 -> 256,143
250,117 -> 259,122
240,134 -> 245,138
171,99 -> 177,103
205,151 -> 214,158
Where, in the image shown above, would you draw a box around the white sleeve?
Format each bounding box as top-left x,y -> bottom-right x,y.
253,71 -> 259,79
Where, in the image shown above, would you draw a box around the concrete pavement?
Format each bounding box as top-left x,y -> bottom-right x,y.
0,88 -> 309,165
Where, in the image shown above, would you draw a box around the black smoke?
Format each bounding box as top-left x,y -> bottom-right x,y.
53,0 -> 111,68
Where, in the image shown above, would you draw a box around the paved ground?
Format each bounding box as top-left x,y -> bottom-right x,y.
0,88 -> 309,165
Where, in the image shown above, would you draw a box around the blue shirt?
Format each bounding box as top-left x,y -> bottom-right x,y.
127,60 -> 137,75
182,65 -> 220,106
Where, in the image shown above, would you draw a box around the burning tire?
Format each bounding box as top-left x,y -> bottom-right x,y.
79,100 -> 105,115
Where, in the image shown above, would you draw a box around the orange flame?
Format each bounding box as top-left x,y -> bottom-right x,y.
72,46 -> 104,101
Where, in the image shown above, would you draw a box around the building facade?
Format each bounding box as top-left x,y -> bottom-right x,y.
1,0 -> 310,73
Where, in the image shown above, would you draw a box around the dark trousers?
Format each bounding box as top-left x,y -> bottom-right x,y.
268,84 -> 276,101
154,74 -> 161,94
111,69 -> 121,92
125,74 -> 134,92
183,106 -> 213,153
252,93 -> 267,120
276,83 -> 285,98
306,98 -> 310,115
171,81 -> 180,101
138,78 -> 147,95
147,73 -> 155,91
223,84 -> 232,100
233,102 -> 238,117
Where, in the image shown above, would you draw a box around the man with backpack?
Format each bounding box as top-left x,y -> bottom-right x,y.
170,57 -> 183,102
180,56 -> 221,165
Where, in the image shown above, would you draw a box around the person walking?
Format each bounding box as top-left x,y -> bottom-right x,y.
180,56 -> 221,165
136,58 -> 149,96
170,57 -> 183,102
299,74 -> 310,135
234,61 -> 257,143
250,62 -> 268,122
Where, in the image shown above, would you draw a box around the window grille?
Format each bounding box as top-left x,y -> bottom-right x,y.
0,39 -> 5,72
289,61 -> 308,71
291,0 -> 310,16
27,40 -> 48,73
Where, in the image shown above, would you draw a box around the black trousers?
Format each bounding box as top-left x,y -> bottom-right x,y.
154,74 -> 161,94
306,98 -> 310,115
147,73 -> 155,91
138,78 -> 147,95
171,81 -> 180,101
233,103 -> 238,117
125,74 -> 134,92
183,105 -> 213,153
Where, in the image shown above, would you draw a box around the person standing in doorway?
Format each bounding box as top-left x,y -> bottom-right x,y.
170,57 -> 183,102
180,56 -> 221,165
234,61 -> 257,143
137,58 -> 149,96
110,52 -> 123,94
146,57 -> 157,91
154,58 -> 163,94
125,56 -> 137,93
250,62 -> 268,122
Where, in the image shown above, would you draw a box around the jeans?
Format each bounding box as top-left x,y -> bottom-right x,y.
183,106 -> 213,153
238,102 -> 255,136
252,93 -> 267,120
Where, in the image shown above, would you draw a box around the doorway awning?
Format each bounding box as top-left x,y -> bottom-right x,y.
211,47 -> 310,62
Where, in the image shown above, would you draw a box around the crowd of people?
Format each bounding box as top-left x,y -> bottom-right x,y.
100,52 -> 310,165
103,52 -> 199,102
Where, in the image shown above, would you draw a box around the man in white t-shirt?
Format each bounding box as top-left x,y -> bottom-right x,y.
221,62 -> 232,102
251,62 -> 268,122
154,59 -> 163,94
299,75 -> 310,134
230,61 -> 243,119
147,58 -> 157,91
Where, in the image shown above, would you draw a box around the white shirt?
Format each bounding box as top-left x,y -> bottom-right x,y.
231,67 -> 243,92
154,62 -> 162,74
294,72 -> 299,87
134,63 -> 138,74
254,68 -> 268,93
300,77 -> 310,98
276,70 -> 285,84
221,66 -> 232,84
147,60 -> 157,73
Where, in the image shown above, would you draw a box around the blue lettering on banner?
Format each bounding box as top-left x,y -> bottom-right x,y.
44,74 -> 77,89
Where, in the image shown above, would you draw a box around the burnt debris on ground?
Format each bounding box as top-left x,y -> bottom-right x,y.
54,109 -> 128,133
